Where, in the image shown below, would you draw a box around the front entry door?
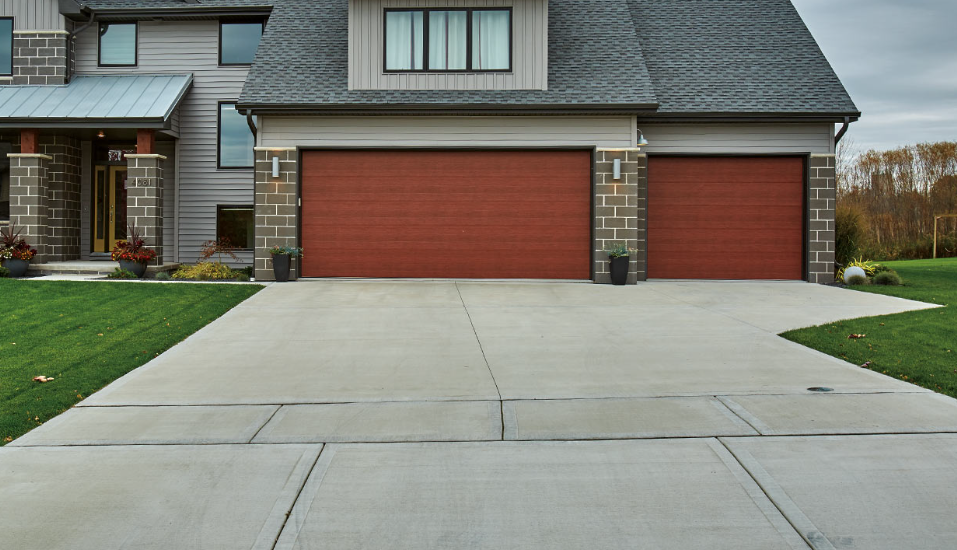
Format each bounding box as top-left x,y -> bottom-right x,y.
92,166 -> 128,253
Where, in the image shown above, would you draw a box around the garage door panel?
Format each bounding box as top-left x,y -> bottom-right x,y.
648,156 -> 805,280
301,150 -> 591,279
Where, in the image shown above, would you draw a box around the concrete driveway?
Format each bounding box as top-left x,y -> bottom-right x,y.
3,281 -> 956,549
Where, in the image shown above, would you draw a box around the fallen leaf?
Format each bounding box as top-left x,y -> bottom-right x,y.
860,361 -> 872,368
2,437 -> 11,443
32,376 -> 54,383
97,333 -> 104,337
848,334 -> 866,339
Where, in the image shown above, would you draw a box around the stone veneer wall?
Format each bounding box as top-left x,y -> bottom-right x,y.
808,154 -> 837,284
10,31 -> 69,86
593,149 -> 646,284
254,148 -> 299,281
125,154 -> 166,265
6,154 -> 51,263
41,136 -> 81,261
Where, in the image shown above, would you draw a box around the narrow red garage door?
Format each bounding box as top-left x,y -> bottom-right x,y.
647,157 -> 805,280
300,150 -> 592,279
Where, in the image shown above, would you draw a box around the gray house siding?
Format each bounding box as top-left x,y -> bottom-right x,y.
0,0 -> 65,30
638,123 -> 835,155
74,20 -> 254,265
349,0 -> 548,91
258,115 -> 634,148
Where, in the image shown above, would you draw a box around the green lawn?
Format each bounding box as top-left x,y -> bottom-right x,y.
782,258 -> 957,398
0,280 -> 261,444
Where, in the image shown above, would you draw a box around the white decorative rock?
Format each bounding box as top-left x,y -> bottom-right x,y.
843,266 -> 866,283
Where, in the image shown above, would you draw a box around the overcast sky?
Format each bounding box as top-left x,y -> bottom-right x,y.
791,0 -> 957,153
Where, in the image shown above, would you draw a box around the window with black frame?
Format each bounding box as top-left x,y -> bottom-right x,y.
217,205 -> 254,250
218,102 -> 255,169
0,18 -> 12,76
0,142 -> 11,222
220,20 -> 264,65
98,22 -> 137,66
384,8 -> 511,72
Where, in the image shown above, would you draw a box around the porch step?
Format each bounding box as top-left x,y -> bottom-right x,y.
28,261 -> 180,276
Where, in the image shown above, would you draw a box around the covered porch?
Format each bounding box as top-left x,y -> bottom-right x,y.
0,74 -> 192,266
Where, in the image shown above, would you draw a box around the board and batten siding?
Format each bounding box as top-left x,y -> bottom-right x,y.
638,124 -> 836,155
74,21 -> 254,265
0,0 -> 65,31
349,0 -> 547,90
259,116 -> 634,148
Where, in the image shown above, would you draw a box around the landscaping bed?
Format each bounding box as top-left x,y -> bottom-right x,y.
782,258 -> 957,398
0,280 -> 262,444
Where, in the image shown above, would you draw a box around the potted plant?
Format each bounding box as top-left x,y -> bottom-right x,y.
0,225 -> 38,278
269,245 -> 303,282
111,223 -> 157,278
605,242 -> 633,286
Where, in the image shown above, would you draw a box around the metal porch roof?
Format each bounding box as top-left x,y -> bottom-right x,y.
0,74 -> 193,128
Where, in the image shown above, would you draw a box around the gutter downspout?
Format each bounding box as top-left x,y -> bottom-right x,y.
834,116 -> 851,146
67,7 -> 96,83
246,112 -> 257,140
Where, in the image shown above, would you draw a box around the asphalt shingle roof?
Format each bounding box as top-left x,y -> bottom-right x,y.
78,0 -> 858,116
236,0 -> 657,110
628,0 -> 858,115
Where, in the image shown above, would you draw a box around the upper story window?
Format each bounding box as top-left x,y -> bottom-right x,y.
98,23 -> 137,67
220,20 -> 264,65
0,18 -> 13,76
384,8 -> 511,73
218,102 -> 255,169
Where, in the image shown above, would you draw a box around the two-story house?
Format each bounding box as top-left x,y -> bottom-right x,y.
0,0 -> 858,284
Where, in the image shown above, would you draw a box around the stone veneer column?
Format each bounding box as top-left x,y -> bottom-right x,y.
593,149 -> 647,284
10,31 -> 69,86
808,154 -> 837,284
254,148 -> 299,281
125,154 -> 166,265
6,153 -> 51,263
41,136 -> 82,261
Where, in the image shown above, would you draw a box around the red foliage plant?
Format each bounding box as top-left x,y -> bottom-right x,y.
111,223 -> 157,264
0,224 -> 38,261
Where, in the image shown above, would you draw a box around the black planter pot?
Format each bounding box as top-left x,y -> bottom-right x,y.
272,254 -> 291,282
2,258 -> 29,278
609,255 -> 630,286
118,260 -> 147,278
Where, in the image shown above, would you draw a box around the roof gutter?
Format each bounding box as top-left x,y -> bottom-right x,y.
236,102 -> 661,117
88,6 -> 273,20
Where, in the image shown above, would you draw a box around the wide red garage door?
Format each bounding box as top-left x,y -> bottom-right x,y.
300,150 -> 592,279
647,157 -> 805,280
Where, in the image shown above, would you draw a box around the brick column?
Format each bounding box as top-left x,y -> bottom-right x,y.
41,135 -> 82,261
125,154 -> 166,265
808,154 -> 836,284
254,148 -> 299,281
594,149 -> 646,284
6,153 -> 51,263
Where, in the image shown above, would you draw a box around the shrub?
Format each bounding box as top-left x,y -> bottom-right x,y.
603,242 -> 633,259
235,272 -> 250,282
200,238 -> 240,263
172,262 -> 236,281
837,257 -> 878,282
846,274 -> 868,286
240,266 -> 254,278
107,268 -> 138,279
0,266 -> 10,278
873,270 -> 903,286
154,271 -> 172,281
835,204 -> 867,266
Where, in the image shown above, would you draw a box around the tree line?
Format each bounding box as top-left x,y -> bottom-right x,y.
837,139 -> 957,261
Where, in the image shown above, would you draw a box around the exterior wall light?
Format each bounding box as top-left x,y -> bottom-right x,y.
272,155 -> 280,178
613,158 -> 622,180
637,129 -> 649,147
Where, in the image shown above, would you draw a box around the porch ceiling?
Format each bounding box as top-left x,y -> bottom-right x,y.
0,75 -> 192,129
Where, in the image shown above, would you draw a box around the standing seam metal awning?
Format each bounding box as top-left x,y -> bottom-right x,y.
0,74 -> 192,128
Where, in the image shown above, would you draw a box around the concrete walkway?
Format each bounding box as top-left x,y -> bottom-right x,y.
2,281 -> 955,549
